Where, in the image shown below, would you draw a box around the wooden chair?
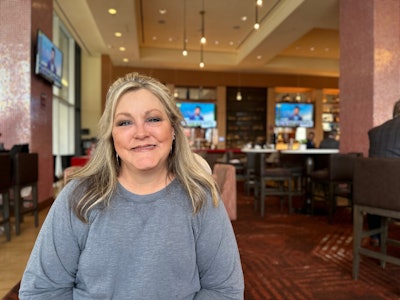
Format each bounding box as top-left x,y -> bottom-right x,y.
243,152 -> 256,196
310,152 -> 362,222
213,163 -> 237,220
352,157 -> 400,280
278,152 -> 306,199
253,152 -> 293,216
0,154 -> 12,241
10,153 -> 39,235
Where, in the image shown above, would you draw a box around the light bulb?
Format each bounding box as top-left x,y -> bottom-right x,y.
182,49 -> 188,56
254,23 -> 260,30
236,91 -> 242,101
199,61 -> 205,68
200,36 -> 206,44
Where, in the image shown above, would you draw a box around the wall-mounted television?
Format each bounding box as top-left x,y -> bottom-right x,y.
177,101 -> 217,128
35,30 -> 63,88
275,102 -> 314,128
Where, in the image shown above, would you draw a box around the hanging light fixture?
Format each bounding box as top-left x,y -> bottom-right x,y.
182,0 -> 188,56
199,45 -> 205,68
200,0 -> 206,44
236,72 -> 242,101
236,90 -> 242,101
254,0 -> 261,30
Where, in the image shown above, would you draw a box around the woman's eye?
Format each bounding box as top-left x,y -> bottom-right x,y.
147,117 -> 161,123
117,120 -> 131,126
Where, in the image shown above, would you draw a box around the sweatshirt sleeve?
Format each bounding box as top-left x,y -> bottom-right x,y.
194,197 -> 244,299
19,182 -> 89,300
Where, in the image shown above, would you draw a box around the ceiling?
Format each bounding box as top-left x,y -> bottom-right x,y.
54,0 -> 339,77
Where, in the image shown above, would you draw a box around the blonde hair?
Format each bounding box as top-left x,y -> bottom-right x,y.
70,73 -> 219,222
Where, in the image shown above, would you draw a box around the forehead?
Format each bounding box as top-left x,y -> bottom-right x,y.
115,89 -> 165,111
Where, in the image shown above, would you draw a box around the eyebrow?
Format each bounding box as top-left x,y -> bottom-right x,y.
114,109 -> 163,118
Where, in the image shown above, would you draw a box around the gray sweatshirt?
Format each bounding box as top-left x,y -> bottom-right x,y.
19,179 -> 244,299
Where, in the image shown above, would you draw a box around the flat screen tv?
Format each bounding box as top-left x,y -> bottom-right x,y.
275,102 -> 314,128
35,30 -> 63,88
177,101 -> 217,128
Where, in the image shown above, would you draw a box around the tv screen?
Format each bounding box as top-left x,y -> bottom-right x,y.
35,30 -> 63,88
177,102 -> 217,128
275,102 -> 314,128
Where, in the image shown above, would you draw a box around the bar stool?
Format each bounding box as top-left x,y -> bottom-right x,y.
11,153 -> 39,235
253,152 -> 293,216
310,152 -> 362,222
353,157 -> 400,279
0,154 -> 12,241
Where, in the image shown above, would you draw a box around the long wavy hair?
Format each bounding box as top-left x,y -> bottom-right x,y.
69,73 -> 220,223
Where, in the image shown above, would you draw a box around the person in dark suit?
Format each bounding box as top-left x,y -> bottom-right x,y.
319,130 -> 339,149
367,99 -> 400,245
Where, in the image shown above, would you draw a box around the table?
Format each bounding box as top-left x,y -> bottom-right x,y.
241,148 -> 277,154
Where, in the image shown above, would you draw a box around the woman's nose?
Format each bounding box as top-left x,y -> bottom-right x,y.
134,122 -> 148,138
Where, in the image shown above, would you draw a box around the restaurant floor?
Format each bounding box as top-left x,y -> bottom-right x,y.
2,182 -> 400,300
234,182 -> 400,300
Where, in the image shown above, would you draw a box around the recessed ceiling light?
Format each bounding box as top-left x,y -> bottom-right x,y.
229,41 -> 234,46
119,47 -> 126,51
257,55 -> 262,60
241,16 -> 247,21
123,58 -> 129,62
159,9 -> 167,14
310,47 -> 315,51
108,8 -> 117,15
152,36 -> 157,40
214,40 -> 219,45
168,37 -> 173,42
114,32 -> 122,37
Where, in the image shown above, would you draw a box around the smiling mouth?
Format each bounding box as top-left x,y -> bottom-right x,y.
132,144 -> 156,151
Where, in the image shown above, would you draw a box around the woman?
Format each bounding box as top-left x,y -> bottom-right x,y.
19,73 -> 244,299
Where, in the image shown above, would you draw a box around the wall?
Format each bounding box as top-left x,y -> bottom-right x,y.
81,53 -> 102,140
0,0 -> 54,204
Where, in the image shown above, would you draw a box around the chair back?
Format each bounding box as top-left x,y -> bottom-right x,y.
12,153 -> 38,185
213,163 -> 237,220
244,153 -> 257,175
279,152 -> 305,173
0,154 -> 11,191
354,157 -> 400,211
254,153 -> 266,177
329,152 -> 362,181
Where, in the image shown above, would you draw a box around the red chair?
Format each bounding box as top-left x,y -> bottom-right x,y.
213,163 -> 237,220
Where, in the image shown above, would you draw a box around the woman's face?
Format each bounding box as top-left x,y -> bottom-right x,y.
112,89 -> 174,174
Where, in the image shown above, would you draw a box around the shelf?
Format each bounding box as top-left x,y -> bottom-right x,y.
226,87 -> 267,148
322,92 -> 340,134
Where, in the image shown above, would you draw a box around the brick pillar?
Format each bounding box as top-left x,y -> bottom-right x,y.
0,0 -> 54,203
339,0 -> 400,155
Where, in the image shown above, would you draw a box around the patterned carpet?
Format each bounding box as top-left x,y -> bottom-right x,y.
234,184 -> 400,300
3,183 -> 400,300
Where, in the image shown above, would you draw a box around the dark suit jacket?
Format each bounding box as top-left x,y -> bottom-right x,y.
368,117 -> 400,158
319,137 -> 339,149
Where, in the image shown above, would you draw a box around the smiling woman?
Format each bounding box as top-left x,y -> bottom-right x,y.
19,73 -> 244,299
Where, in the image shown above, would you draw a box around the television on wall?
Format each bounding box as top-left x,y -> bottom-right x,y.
275,102 -> 314,128
35,30 -> 63,88
177,101 -> 217,128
